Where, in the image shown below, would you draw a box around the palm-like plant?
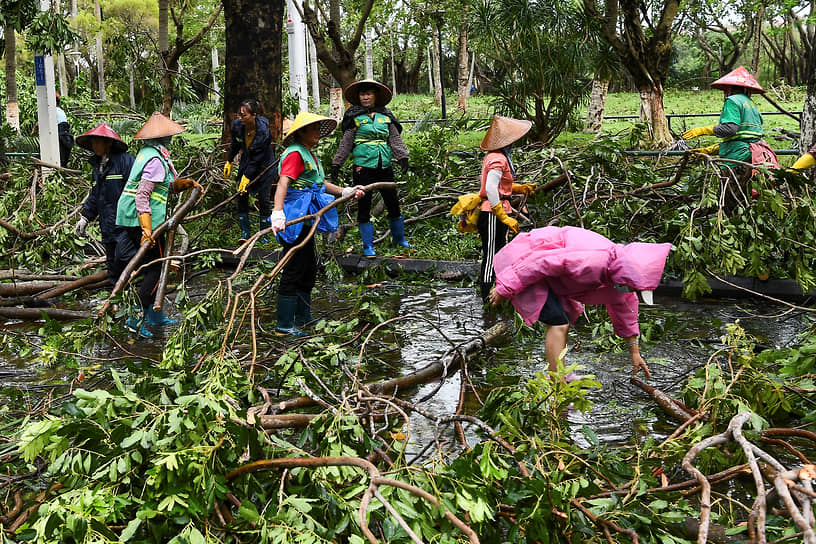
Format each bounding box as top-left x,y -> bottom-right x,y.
470,0 -> 599,144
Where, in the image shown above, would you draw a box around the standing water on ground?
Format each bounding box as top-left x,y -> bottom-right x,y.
0,273 -> 810,451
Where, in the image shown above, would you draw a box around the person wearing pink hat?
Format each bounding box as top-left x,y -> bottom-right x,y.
74,122 -> 135,284
488,226 -> 672,380
682,66 -> 777,172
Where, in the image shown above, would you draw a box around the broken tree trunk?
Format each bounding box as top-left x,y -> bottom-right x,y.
258,323 -> 507,429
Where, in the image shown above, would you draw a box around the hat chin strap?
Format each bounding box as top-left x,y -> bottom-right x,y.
639,290 -> 654,305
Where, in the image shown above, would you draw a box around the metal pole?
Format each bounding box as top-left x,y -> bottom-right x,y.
35,0 -> 60,172
437,16 -> 446,120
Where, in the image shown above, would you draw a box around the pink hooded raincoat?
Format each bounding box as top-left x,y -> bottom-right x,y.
493,227 -> 673,338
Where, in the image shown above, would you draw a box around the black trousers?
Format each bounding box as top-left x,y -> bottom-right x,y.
477,211 -> 508,300
113,226 -> 164,308
278,227 -> 317,296
236,174 -> 273,217
352,165 -> 401,223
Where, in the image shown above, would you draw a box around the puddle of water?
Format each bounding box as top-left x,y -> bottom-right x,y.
2,273 -> 810,453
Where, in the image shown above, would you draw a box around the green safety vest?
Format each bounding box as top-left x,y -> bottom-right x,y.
278,143 -> 325,189
719,93 -> 763,163
351,112 -> 392,169
115,146 -> 173,228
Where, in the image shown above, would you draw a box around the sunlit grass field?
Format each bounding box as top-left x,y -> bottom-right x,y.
386,86 -> 806,154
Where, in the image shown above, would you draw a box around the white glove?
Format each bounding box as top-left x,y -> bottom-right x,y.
270,210 -> 286,234
75,216 -> 89,237
341,185 -> 364,199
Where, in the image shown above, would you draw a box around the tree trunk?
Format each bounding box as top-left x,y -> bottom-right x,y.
751,1 -> 766,73
211,45 -> 221,99
364,26 -> 374,79
426,44 -> 434,93
5,28 -> 19,132
223,0 -> 285,142
94,0 -> 106,100
639,85 -> 672,146
158,0 -> 169,53
128,64 -> 136,108
584,76 -> 609,133
431,26 -> 442,105
455,11 -> 469,112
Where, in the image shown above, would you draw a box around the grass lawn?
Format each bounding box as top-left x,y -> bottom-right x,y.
386,87 -> 806,155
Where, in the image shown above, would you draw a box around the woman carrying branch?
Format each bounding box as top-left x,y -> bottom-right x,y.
114,113 -> 201,338
74,123 -> 135,284
488,226 -> 672,380
224,98 -> 276,243
477,115 -> 536,301
682,66 -> 778,174
330,79 -> 412,257
270,112 -> 364,337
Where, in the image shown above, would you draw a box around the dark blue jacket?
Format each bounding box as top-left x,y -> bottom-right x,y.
227,115 -> 276,187
82,150 -> 136,243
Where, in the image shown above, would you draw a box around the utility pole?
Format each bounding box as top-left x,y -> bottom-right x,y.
35,0 -> 60,170
286,0 -> 308,112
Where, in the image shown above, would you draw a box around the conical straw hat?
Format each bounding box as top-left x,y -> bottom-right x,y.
133,112 -> 186,140
711,66 -> 765,94
344,79 -> 393,106
480,116 -> 532,151
75,122 -> 128,152
282,111 -> 337,146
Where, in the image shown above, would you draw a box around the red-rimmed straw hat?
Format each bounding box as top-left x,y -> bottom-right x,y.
282,111 -> 337,146
133,112 -> 186,140
480,115 -> 532,151
75,122 -> 128,153
343,79 -> 393,107
711,66 -> 765,94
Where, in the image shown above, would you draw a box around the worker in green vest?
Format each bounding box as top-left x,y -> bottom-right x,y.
331,79 -> 412,257
683,66 -> 778,174
114,112 -> 201,338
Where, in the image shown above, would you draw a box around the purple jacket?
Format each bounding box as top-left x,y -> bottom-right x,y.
493,226 -> 672,337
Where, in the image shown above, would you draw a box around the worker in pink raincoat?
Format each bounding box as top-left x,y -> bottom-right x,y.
488,226 -> 672,379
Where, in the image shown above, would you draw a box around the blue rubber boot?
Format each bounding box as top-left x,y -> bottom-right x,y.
259,216 -> 271,245
389,216 -> 413,248
125,311 -> 153,338
275,295 -> 307,337
145,307 -> 178,326
238,212 -> 251,242
358,222 -> 376,257
295,290 -> 314,327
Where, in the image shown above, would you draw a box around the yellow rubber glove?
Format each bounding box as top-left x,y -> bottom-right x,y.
138,212 -> 154,247
692,143 -> 720,155
223,162 -> 232,178
491,203 -> 519,233
683,125 -> 715,139
238,175 -> 251,194
789,152 -> 816,172
512,183 -> 536,195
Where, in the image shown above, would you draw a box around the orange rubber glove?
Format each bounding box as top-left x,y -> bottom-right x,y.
173,177 -> 201,192
138,212 -> 154,247
512,183 -> 536,195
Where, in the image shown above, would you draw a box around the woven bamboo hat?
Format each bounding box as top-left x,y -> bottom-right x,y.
282,111 -> 337,146
133,112 -> 186,140
75,122 -> 128,153
480,116 -> 532,151
344,79 -> 393,107
711,66 -> 765,94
